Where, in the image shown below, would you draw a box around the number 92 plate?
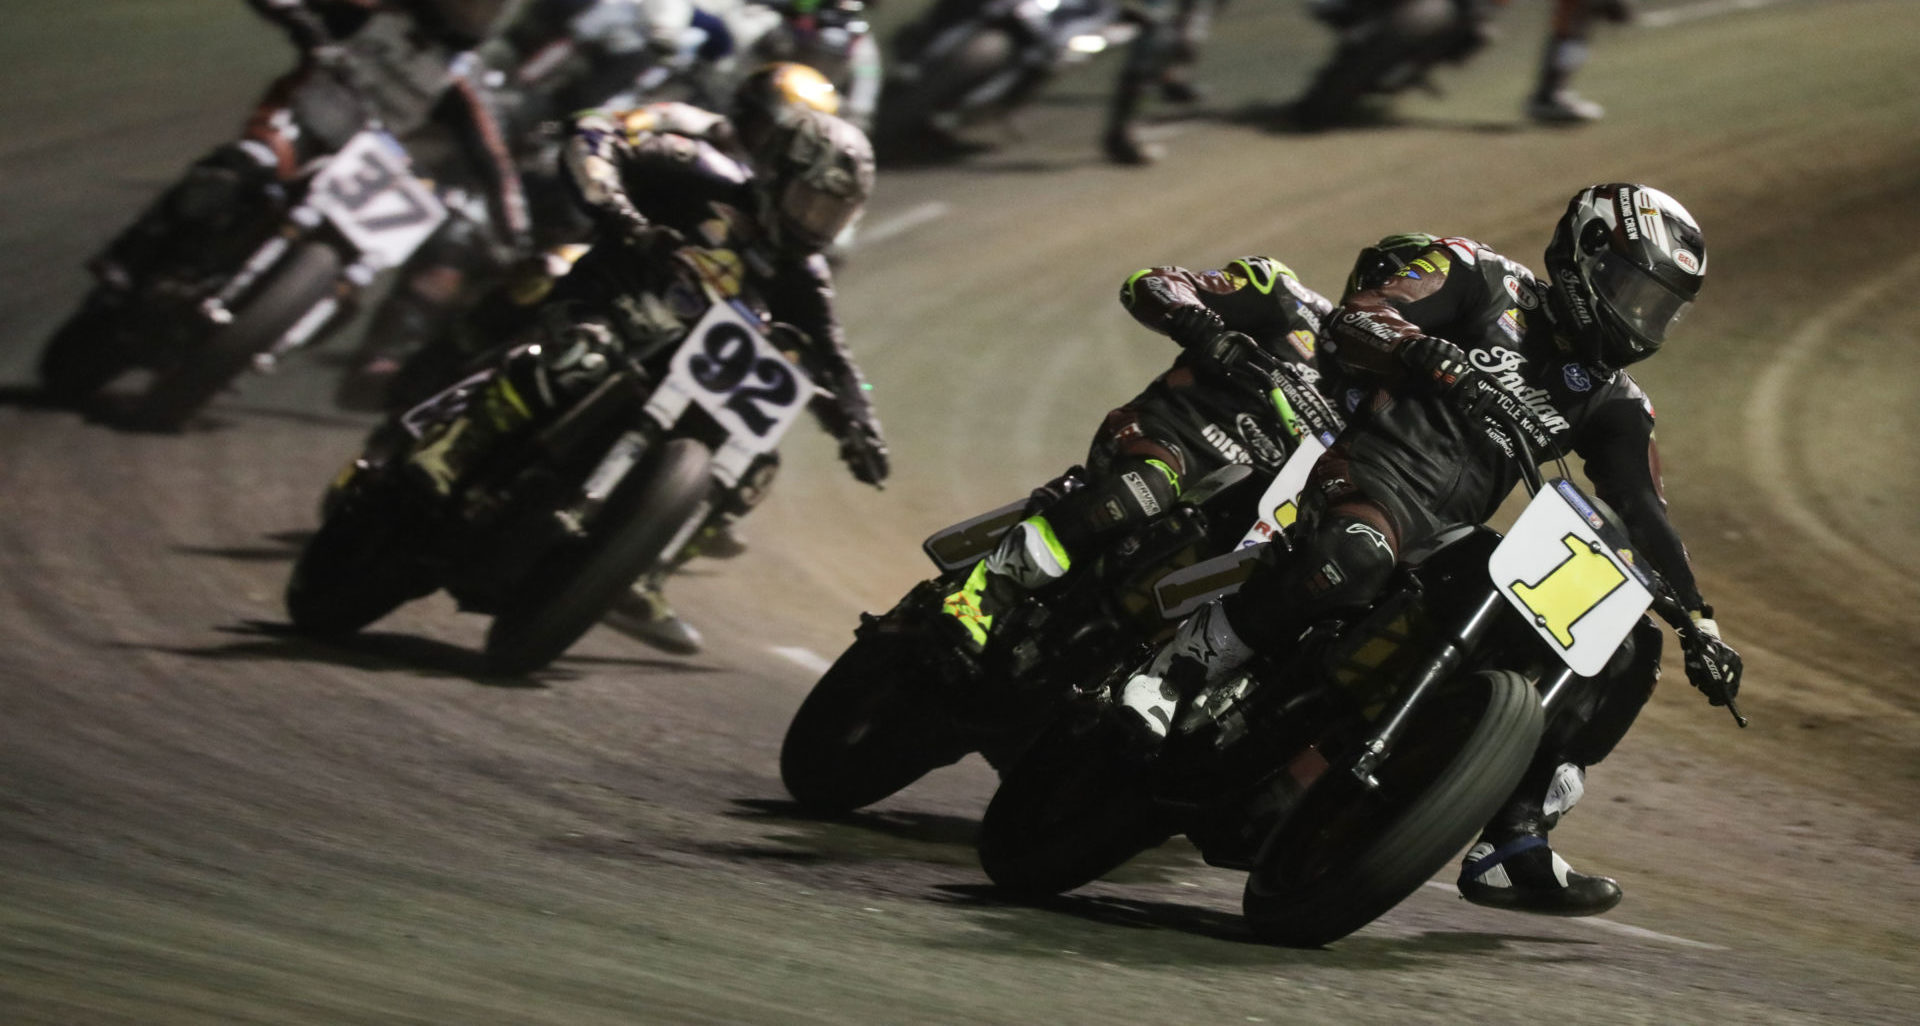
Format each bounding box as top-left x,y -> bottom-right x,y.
648,298 -> 814,474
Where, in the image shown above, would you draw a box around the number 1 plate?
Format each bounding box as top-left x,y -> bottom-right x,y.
1488,479 -> 1654,676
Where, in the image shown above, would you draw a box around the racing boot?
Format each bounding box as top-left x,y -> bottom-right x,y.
602,573 -> 704,655
1458,761 -> 1623,916
1116,601 -> 1255,744
1102,69 -> 1163,166
940,514 -> 1073,653
1526,37 -> 1604,123
405,373 -> 534,498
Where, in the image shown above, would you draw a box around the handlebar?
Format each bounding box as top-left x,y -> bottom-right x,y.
1467,375 -> 1747,727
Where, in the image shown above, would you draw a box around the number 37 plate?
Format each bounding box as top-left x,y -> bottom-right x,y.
1488,479 -> 1656,676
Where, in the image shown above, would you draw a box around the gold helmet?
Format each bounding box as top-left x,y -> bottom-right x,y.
730,62 -> 840,155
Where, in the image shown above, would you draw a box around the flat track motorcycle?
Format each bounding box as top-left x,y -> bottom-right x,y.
778,361 -> 1341,814
286,242 -> 819,674
977,382 -> 1746,947
39,16 -> 499,429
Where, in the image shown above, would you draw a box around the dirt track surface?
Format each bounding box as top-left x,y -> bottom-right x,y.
2,2 -> 1916,1022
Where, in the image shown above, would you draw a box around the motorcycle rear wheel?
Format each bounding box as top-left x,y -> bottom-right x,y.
138,242 -> 343,431
482,436 -> 712,675
1240,669 -> 1542,947
977,712 -> 1168,897
779,628 -> 966,814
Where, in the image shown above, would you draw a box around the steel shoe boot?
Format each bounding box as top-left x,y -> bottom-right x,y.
602,580 -> 704,655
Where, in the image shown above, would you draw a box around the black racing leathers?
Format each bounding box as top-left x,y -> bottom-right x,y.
1321,235 -> 1704,611
536,105 -> 883,464
1110,256 -> 1342,483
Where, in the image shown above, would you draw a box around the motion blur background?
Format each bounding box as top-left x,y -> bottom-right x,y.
2,1 -> 1916,1022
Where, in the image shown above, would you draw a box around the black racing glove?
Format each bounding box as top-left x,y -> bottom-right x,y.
1680,614 -> 1743,707
624,223 -> 685,259
1191,330 -> 1271,385
838,423 -> 889,488
1165,304 -> 1228,350
1397,334 -> 1473,392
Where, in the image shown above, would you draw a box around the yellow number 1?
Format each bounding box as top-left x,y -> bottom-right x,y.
1510,534 -> 1627,648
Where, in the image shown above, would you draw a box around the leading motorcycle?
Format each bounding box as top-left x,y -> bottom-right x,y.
977,383 -> 1746,947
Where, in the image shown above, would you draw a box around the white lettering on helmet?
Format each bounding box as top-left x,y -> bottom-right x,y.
1122,471 -> 1163,517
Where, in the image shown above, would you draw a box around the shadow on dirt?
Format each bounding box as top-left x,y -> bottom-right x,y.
930,881 -> 1596,966
111,619 -> 715,688
172,529 -> 313,563
720,798 -> 981,865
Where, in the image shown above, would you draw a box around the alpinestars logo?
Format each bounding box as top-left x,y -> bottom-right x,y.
1122,471 -> 1162,517
1345,522 -> 1392,555
1202,423 -> 1251,464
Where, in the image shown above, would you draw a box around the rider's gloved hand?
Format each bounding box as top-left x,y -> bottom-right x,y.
1165,304 -> 1228,350
1681,612 -> 1743,706
1191,331 -> 1268,384
1397,335 -> 1472,392
839,423 -> 890,488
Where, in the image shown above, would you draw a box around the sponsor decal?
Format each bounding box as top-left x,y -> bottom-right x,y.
1235,413 -> 1285,466
1343,387 -> 1366,414
1468,345 -> 1572,434
1121,472 -> 1159,518
1288,328 -> 1317,360
1562,362 -> 1593,392
1504,275 -> 1541,310
1339,310 -> 1401,343
1498,309 -> 1524,342
1674,249 -> 1702,275
1201,423 -> 1251,464
1345,522 -> 1392,555
1556,268 -> 1595,326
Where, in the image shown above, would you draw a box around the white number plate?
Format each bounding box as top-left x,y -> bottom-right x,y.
1488,479 -> 1655,676
646,298 -> 813,479
309,131 -> 447,269
1237,435 -> 1325,549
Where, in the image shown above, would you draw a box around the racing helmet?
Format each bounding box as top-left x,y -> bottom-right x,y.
730,62 -> 841,156
1543,183 -> 1706,370
751,106 -> 874,253
1343,231 -> 1440,299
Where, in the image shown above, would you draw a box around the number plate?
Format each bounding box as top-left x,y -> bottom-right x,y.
309,131 -> 447,269
1489,479 -> 1655,676
648,298 -> 813,473
1237,435 -> 1325,549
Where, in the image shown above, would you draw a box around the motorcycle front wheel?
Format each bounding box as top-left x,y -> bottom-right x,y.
482,436 -> 712,675
1240,668 -> 1542,947
977,710 -> 1169,897
779,626 -> 967,815
138,242 -> 343,431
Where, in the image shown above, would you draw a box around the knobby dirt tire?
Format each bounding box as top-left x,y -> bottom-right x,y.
1241,669 -> 1543,948
138,242 -> 342,431
285,487 -> 434,638
482,437 -> 712,676
977,713 -> 1168,897
779,630 -> 964,814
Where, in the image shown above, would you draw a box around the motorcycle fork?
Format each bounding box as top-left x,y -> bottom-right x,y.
1344,585 -> 1507,790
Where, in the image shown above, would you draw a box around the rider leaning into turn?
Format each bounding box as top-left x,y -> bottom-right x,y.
406,76 -> 888,655
941,253 -> 1349,651
1114,184 -> 1745,916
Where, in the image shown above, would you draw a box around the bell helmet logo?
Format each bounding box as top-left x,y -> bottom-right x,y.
1674,249 -> 1702,275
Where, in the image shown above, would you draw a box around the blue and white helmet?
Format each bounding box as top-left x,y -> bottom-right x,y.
1544,184 -> 1706,370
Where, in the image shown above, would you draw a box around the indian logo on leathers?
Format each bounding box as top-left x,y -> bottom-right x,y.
1469,345 -> 1571,433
